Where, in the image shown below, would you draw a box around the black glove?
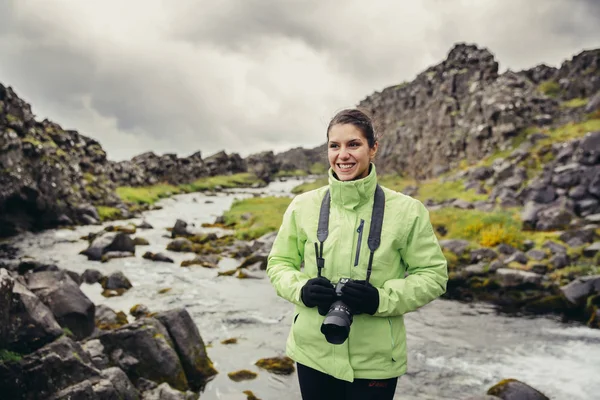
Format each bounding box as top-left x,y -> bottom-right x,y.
301,277 -> 336,312
340,280 -> 380,315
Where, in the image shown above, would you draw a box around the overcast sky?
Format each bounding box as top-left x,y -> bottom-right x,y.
1,0 -> 599,161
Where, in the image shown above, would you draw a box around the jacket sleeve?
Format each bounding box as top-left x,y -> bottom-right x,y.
374,200 -> 448,317
266,198 -> 310,306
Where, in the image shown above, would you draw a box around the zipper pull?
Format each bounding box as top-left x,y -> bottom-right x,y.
354,219 -> 365,267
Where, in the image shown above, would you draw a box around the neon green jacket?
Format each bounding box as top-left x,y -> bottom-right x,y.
266,165 -> 448,382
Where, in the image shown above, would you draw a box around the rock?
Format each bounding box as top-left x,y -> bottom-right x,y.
2,271 -> 64,353
172,219 -> 192,238
496,244 -> 517,255
81,269 -> 104,284
542,240 -> 567,255
535,205 -> 575,231
82,339 -> 109,370
487,378 -> 549,399
137,221 -> 154,229
130,304 -> 151,319
439,239 -> 471,256
560,275 -> 600,305
0,335 -> 102,400
102,271 -> 132,291
167,238 -> 194,252
504,251 -> 528,265
574,130 -> 600,165
470,248 -> 498,263
25,270 -> 95,340
549,253 -> 569,269
141,382 -> 198,400
583,241 -> 600,257
559,228 -> 596,244
96,317 -> 189,391
525,249 -> 547,261
154,308 -> 218,391
143,251 -> 175,263
80,232 -> 136,261
100,367 -> 140,400
496,269 -> 544,288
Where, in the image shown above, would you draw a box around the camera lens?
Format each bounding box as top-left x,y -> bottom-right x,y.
320,300 -> 353,344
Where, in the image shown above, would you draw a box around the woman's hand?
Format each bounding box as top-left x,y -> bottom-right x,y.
301,277 -> 336,311
340,280 -> 380,315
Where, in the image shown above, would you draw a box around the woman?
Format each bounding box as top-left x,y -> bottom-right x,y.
266,108 -> 448,400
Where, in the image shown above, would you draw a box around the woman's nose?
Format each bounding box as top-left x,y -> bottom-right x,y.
339,147 -> 350,159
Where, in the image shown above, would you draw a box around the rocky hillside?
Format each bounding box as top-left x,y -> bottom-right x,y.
358,43 -> 599,178
0,85 -> 127,237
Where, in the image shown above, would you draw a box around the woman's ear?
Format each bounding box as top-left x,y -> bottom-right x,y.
370,142 -> 378,160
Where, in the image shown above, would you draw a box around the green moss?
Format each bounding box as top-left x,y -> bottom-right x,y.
223,196 -> 292,240
291,177 -> 328,194
561,98 -> 588,108
243,390 -> 261,400
180,173 -> 262,192
430,208 -> 524,248
6,114 -> 19,124
0,349 -> 23,363
227,369 -> 257,382
538,80 -> 561,97
116,183 -> 182,205
255,356 -> 295,375
273,169 -> 308,178
96,206 -> 122,222
309,162 -> 327,175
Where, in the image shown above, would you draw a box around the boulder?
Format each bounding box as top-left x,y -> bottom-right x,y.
560,275 -> 600,305
495,269 -> 544,288
95,317 -> 189,392
81,232 -> 136,261
2,270 -> 63,353
26,270 -> 95,340
154,308 -> 218,391
487,378 -> 549,400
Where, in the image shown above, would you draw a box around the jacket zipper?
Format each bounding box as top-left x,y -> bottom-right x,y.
389,318 -> 396,362
354,219 -> 365,266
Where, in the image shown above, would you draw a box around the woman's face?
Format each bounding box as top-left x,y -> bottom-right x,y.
327,123 -> 378,181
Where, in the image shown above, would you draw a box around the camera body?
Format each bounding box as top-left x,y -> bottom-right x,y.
320,277 -> 355,345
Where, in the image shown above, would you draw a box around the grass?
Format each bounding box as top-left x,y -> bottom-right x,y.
0,349 -> 22,363
538,80 -> 561,98
223,196 -> 293,240
291,177 -> 328,194
97,206 -> 122,221
274,169 -> 308,178
561,98 -> 588,108
429,207 -> 525,248
116,173 -> 262,205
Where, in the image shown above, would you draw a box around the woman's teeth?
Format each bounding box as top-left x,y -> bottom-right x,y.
338,164 -> 354,169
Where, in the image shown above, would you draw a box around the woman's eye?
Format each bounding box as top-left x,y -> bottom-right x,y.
349,142 -> 360,147
329,144 -> 338,149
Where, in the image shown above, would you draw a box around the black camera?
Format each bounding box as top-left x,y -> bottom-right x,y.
320,277 -> 355,345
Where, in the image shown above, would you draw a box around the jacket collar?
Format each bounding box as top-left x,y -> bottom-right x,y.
328,163 -> 378,210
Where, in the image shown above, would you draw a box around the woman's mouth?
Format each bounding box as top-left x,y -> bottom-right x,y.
337,163 -> 356,171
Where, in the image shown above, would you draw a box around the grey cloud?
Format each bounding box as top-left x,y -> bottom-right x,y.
0,1 -> 599,162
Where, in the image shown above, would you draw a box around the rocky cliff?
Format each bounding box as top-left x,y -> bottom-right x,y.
0,85 -> 127,237
358,44 -> 599,178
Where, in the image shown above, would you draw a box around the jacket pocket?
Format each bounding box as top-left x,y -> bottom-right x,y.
354,219 -> 365,266
388,318 -> 396,362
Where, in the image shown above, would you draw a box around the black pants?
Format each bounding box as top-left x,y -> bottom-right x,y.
297,362 -> 398,400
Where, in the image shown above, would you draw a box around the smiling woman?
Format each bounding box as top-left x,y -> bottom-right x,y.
266,108 -> 448,400
327,109 -> 379,181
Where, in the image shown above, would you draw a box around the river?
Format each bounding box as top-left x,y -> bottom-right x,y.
3,177 -> 600,400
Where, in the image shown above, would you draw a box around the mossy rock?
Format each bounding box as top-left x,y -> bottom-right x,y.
217,269 -> 237,276
243,390 -> 262,400
133,237 -> 150,246
221,338 -> 238,345
255,356 -> 295,375
522,294 -> 573,315
487,378 -> 549,399
227,369 -> 257,382
105,224 -> 136,234
158,288 -> 172,294
101,288 -> 128,298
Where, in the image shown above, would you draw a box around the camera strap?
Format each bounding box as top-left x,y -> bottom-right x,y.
315,184 -> 385,282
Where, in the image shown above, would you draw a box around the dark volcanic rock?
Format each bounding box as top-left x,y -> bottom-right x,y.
0,84 -> 125,237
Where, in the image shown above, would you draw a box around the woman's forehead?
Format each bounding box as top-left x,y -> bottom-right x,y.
328,124 -> 365,142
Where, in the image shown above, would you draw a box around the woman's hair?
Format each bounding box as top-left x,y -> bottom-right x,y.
326,108 -> 377,148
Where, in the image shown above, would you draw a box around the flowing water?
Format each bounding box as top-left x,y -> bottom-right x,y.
3,177 -> 599,400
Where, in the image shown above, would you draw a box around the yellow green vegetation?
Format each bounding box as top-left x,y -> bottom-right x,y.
255,356 -> 295,375
116,173 -> 262,205
429,208 -> 524,248
180,173 -> 261,192
0,349 -> 23,363
243,390 -> 262,400
291,177 -> 328,194
561,97 -> 588,108
116,183 -> 182,205
548,264 -> 600,286
274,169 -> 308,178
227,370 -> 257,382
538,80 -> 561,97
223,197 -> 293,240
309,162 -> 328,175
